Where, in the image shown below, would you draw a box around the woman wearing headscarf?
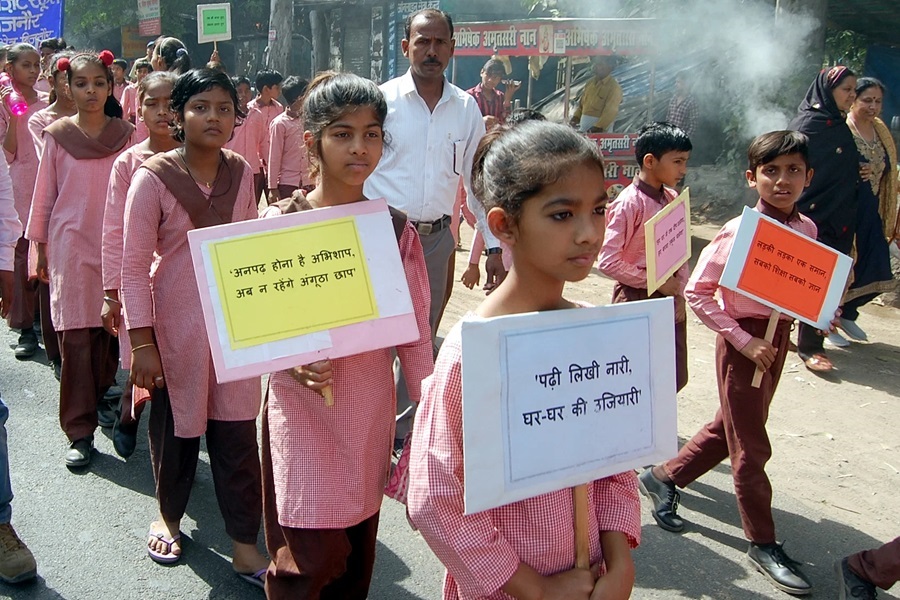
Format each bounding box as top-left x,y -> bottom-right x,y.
788,66 -> 858,372
837,77 -> 899,343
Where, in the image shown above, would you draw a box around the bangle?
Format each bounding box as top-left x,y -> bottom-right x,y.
485,247 -> 503,256
131,343 -> 156,353
103,296 -> 121,305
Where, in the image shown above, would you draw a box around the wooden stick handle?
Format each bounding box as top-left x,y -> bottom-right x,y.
751,310 -> 781,388
573,484 -> 590,569
322,384 -> 334,407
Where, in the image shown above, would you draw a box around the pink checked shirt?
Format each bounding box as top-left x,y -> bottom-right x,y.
121,84 -> 137,124
121,162 -> 261,438
267,111 -> 308,188
598,177 -> 688,295
408,322 -> 641,600
248,97 -> 284,174
266,213 -> 433,528
26,134 -> 130,330
225,106 -> 265,172
685,201 -> 817,351
1,93 -> 48,227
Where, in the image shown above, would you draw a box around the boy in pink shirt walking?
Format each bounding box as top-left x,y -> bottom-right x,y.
266,76 -> 309,203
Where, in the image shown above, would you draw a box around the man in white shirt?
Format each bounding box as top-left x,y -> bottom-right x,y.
365,8 -> 506,441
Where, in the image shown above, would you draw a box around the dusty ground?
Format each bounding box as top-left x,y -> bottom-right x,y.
443,221 -> 900,599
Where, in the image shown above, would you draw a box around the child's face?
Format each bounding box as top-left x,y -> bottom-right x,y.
136,67 -> 150,83
69,63 -> 112,113
8,51 -> 40,88
179,85 -> 236,149
52,71 -> 70,101
236,83 -> 252,108
646,150 -> 690,188
746,153 -> 813,213
309,105 -> 384,187
502,161 -> 608,284
111,64 -> 125,82
140,81 -> 174,138
263,83 -> 281,101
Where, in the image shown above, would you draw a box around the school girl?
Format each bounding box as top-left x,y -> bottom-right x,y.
150,37 -> 192,75
101,71 -> 180,459
407,121 -> 641,600
25,51 -> 133,467
121,68 -> 269,587
260,72 -> 433,599
1,43 -> 48,359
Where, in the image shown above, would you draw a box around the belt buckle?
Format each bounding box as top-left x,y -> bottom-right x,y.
416,222 -> 433,235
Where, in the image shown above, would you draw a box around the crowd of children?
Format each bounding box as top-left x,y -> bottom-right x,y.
0,21 -> 896,600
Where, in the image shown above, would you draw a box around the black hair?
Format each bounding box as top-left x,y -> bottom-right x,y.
138,70 -> 177,102
66,53 -> 124,119
472,121 -> 604,222
506,108 -> 545,126
170,68 -> 245,143
112,58 -> 127,72
404,8 -> 454,40
635,121 -> 692,166
39,38 -> 65,52
6,43 -> 39,66
232,75 -> 251,88
302,71 -> 387,180
747,130 -> 809,172
281,76 -> 309,105
482,58 -> 505,75
133,58 -> 152,72
155,37 -> 191,74
855,77 -> 887,97
47,51 -> 74,104
255,69 -> 283,92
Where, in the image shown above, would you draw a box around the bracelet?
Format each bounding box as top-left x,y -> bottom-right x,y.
485,247 -> 503,256
131,343 -> 156,353
103,296 -> 121,305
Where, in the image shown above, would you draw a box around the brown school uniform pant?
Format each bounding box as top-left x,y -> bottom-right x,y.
277,184 -> 299,202
7,237 -> 36,330
38,282 -> 59,362
254,171 -> 267,205
663,317 -> 791,544
58,328 -> 118,442
849,537 -> 900,591
261,395 -> 379,599
148,387 -> 261,545
612,283 -> 689,392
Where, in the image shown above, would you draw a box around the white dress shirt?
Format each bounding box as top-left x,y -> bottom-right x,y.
0,158 -> 20,271
365,70 -> 500,248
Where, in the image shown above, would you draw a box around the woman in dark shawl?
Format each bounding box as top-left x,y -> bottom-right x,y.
788,66 -> 859,373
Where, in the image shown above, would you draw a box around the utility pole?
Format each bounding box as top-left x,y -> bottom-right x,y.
267,0 -> 293,74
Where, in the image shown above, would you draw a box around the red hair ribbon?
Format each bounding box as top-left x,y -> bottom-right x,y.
98,50 -> 115,67
57,57 -> 71,71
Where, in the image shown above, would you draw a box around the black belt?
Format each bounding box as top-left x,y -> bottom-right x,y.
409,214 -> 451,235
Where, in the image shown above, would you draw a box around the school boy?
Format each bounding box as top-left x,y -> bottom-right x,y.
266,76 -> 309,204
597,121 -> 692,392
639,131 -> 823,596
111,58 -> 128,102
837,537 -> 900,599
249,69 -> 284,195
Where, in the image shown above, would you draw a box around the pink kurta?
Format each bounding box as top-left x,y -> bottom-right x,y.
407,323 -> 642,600
248,97 -> 283,175
25,133 -> 130,330
267,111 -> 308,188
266,216 -> 433,529
225,106 -> 265,172
27,107 -> 59,157
103,143 -> 157,369
121,161 -> 262,438
1,93 -> 49,227
113,81 -> 127,103
121,83 -> 137,123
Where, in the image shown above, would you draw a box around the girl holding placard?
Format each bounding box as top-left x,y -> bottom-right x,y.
121,69 -> 269,587
407,121 -> 640,600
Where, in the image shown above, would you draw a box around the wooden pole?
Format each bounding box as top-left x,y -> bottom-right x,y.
573,484 -> 590,569
322,384 -> 334,407
751,310 -> 780,388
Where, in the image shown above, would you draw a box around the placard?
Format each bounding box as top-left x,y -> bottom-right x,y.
644,189 -> 691,295
719,207 -> 852,330
197,3 -> 232,44
137,0 -> 161,37
188,199 -> 419,382
461,299 -> 678,515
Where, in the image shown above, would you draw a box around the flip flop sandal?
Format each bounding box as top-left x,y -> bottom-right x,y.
236,568 -> 267,590
147,530 -> 182,564
803,353 -> 833,373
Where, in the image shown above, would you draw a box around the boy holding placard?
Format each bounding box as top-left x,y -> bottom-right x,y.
597,122 -> 692,391
639,131 -> 819,595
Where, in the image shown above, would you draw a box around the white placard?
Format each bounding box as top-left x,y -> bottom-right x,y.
461,299 -> 679,515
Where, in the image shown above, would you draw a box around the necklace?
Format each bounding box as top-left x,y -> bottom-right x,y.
179,148 -> 222,189
848,117 -> 878,149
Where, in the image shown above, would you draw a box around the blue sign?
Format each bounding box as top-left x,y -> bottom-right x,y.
0,0 -> 64,47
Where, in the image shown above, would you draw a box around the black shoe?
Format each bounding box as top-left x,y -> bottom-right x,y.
103,386 -> 122,403
13,329 -> 37,360
51,358 -> 61,381
65,438 -> 93,468
97,404 -> 116,429
112,417 -> 138,459
638,468 -> 684,532
747,542 -> 812,595
835,557 -> 877,599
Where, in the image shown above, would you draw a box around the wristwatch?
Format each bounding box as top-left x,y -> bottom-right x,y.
485,247 -> 503,256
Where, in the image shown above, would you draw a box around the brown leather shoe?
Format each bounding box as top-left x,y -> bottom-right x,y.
803,353 -> 833,373
0,523 -> 36,583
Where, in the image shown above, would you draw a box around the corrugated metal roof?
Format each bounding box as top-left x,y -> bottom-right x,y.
829,2 -> 900,46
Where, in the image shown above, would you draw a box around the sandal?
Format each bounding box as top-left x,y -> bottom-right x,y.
236,568 -> 267,590
803,353 -> 833,373
147,524 -> 181,564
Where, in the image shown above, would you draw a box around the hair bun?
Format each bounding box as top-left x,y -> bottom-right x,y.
99,50 -> 115,67
176,48 -> 188,58
57,57 -> 71,71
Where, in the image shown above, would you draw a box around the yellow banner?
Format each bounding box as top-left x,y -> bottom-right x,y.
209,217 -> 378,349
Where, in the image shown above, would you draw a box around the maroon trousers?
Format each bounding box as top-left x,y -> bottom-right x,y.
38,282 -> 59,362
57,328 -> 118,442
664,317 -> 791,544
254,171 -> 267,205
7,237 -> 36,330
261,395 -> 379,599
612,283 -> 689,392
148,387 -> 261,545
849,537 -> 900,591
276,184 -> 299,202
